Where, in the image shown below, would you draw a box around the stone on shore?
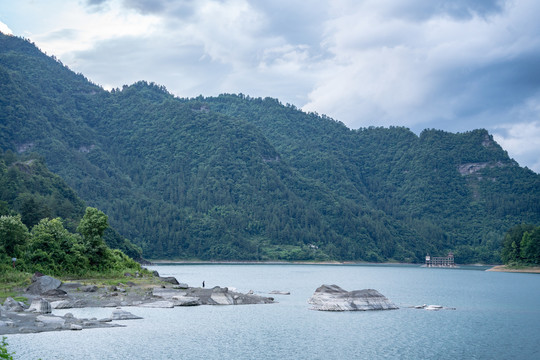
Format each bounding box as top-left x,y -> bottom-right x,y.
159,276 -> 180,285
3,297 -> 25,312
308,284 -> 398,311
27,299 -> 52,314
81,285 -> 98,292
26,275 -> 62,295
42,289 -> 67,297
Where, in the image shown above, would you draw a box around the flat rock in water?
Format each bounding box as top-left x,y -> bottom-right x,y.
36,315 -> 66,326
138,301 -> 175,308
110,309 -> 143,320
308,284 -> 398,311
171,296 -> 201,306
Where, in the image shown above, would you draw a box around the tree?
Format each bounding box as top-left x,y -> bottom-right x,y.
77,207 -> 109,268
77,207 -> 108,239
501,224 -> 534,264
29,217 -> 88,274
520,228 -> 540,265
0,215 -> 29,257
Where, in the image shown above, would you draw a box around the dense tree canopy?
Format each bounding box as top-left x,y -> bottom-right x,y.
1,33 -> 539,264
0,207 -> 141,276
501,224 -> 540,265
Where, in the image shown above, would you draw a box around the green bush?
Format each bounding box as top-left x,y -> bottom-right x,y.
0,337 -> 15,360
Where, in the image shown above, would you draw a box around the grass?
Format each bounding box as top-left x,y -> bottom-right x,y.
0,270 -> 31,303
0,267 -> 162,303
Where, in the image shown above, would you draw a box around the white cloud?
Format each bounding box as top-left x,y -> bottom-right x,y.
0,20 -> 12,35
303,0 -> 540,131
22,1 -> 159,57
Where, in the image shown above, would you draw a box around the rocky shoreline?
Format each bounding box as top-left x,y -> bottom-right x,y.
0,272 -> 275,335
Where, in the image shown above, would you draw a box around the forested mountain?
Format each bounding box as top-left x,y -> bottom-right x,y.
1,33 -> 539,263
0,151 -> 142,259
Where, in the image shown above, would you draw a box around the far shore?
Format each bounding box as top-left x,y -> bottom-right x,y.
149,260 -> 418,266
150,260 -> 540,273
486,265 -> 540,274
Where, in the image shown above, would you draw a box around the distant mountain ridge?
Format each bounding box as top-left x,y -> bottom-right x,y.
1,33 -> 538,263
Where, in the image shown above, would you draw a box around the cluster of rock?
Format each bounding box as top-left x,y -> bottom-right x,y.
149,286 -> 275,307
1,272 -> 275,334
4,274 -> 438,334
308,284 -> 399,311
0,296 -> 127,334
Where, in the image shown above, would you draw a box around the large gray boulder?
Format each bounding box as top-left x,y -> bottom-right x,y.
308,284 -> 398,311
26,275 -> 62,295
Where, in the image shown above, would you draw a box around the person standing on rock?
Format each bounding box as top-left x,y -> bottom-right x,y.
202,281 -> 205,288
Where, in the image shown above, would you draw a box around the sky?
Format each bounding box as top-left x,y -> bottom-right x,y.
1,0 -> 539,172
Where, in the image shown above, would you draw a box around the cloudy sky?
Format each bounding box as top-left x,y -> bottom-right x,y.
1,0 -> 539,172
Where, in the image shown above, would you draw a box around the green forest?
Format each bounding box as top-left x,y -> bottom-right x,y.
501,224 -> 540,265
1,33 -> 539,264
0,151 -> 143,277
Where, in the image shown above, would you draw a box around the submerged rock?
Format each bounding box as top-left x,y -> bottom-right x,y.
308,284 -> 398,311
269,290 -> 291,295
110,309 -> 143,320
138,301 -> 175,308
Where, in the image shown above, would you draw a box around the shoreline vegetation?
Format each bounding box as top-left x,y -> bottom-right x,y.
486,265 -> 540,274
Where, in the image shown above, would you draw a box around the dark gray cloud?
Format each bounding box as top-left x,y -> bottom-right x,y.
85,0 -> 108,5
121,0 -> 195,18
84,0 -> 111,12
431,52 -> 540,127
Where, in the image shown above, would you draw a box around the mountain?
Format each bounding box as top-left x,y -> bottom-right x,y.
1,33 -> 539,263
0,151 -> 143,259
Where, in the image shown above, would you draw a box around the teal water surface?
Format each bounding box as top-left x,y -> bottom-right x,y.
7,264 -> 540,359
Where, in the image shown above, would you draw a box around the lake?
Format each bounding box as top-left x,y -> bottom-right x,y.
7,264 -> 540,359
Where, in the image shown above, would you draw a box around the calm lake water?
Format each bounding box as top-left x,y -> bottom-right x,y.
7,264 -> 540,359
